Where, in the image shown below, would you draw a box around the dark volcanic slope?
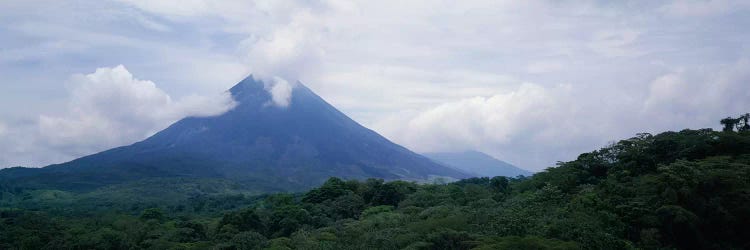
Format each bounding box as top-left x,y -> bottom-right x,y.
2,76 -> 467,191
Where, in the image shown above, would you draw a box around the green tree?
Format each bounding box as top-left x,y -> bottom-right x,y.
218,208 -> 264,233
490,176 -> 510,193
231,231 -> 268,250
139,208 -> 165,221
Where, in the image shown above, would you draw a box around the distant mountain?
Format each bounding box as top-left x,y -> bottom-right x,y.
1,76 -> 468,192
424,151 -> 532,177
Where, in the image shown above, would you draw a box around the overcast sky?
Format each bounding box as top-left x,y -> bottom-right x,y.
1,0 -> 749,171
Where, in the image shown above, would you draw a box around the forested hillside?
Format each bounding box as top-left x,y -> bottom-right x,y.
2,116 -> 749,249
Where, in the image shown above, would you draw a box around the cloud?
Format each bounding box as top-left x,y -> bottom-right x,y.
1,65 -> 236,166
117,0 -> 329,82
239,10 -> 325,82
115,0 -> 211,18
116,1 -> 332,108
375,59 -> 750,170
588,29 -> 642,57
373,83 -> 586,170
264,77 -> 295,108
526,61 -> 565,74
660,0 -> 749,17
378,83 -> 562,148
643,59 -> 750,129
315,65 -> 520,120
236,3 -> 332,108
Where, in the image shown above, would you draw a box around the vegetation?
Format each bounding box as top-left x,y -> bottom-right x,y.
720,113 -> 750,132
1,117 -> 750,249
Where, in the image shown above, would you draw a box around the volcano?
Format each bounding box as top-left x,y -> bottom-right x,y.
1,76 -> 468,192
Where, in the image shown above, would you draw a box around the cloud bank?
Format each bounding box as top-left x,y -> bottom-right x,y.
0,65 -> 236,167
375,59 -> 750,170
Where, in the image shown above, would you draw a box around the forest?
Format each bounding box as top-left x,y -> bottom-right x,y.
1,116 -> 749,250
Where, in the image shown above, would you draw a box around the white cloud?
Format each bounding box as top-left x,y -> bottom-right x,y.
374,58 -> 750,170
660,0 -> 749,17
373,83 -> 585,169
589,29 -> 642,57
644,73 -> 691,110
379,83 -> 562,148
239,10 -> 325,81
314,65 -> 520,119
115,0 -> 211,18
117,1 -> 330,108
6,65 -> 237,165
264,77 -> 295,108
643,59 -> 750,129
238,7 -> 325,107
526,61 -> 565,74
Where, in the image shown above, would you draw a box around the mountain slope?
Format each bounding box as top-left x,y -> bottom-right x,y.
1,76 -> 468,192
424,151 -> 532,177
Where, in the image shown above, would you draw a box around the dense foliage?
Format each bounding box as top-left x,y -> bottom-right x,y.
1,125 -> 749,249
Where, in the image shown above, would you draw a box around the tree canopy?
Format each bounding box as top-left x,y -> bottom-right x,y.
2,116 -> 750,249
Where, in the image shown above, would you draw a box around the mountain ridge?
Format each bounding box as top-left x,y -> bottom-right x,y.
424,150 -> 532,177
1,76 -> 468,192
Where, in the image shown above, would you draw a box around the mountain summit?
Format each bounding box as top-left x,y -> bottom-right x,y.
1,76 -> 467,191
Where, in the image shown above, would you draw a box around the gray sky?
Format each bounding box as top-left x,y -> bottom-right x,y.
1,0 -> 749,171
